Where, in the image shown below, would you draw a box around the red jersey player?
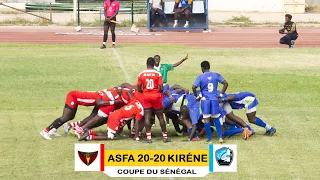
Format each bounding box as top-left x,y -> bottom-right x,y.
73,87 -> 134,138
79,99 -> 144,141
40,87 -> 129,140
137,57 -> 171,143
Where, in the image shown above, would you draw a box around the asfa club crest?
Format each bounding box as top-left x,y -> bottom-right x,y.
78,151 -> 98,166
215,147 -> 233,166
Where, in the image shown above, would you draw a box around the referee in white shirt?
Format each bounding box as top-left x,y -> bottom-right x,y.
149,0 -> 166,27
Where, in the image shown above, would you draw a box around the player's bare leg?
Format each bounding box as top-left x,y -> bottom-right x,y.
226,112 -> 253,139
155,109 -> 171,143
79,106 -> 99,126
41,105 -> 76,140
64,106 -> 99,134
246,111 -> 276,136
143,108 -> 153,143
79,130 -> 110,141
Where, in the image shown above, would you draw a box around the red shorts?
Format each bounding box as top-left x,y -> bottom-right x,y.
65,91 -> 101,109
142,93 -> 163,110
97,90 -> 123,118
107,112 -> 128,132
133,91 -> 145,107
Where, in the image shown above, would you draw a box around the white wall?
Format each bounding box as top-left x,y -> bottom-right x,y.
208,0 -> 285,13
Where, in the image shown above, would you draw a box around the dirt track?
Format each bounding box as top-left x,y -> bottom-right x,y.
0,26 -> 319,48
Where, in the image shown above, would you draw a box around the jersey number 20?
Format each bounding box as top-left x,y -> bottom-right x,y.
208,83 -> 213,92
146,79 -> 154,89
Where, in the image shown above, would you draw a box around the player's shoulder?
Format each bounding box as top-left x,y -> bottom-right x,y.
138,69 -> 162,77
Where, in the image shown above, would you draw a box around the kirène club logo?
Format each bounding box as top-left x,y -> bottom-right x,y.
209,144 -> 237,172
75,144 -> 104,171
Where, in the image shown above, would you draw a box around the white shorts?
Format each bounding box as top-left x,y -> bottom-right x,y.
244,96 -> 257,114
223,102 -> 233,114
246,106 -> 257,114
219,115 -> 225,125
203,114 -> 220,119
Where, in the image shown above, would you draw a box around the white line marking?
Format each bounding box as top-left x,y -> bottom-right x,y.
112,48 -> 131,83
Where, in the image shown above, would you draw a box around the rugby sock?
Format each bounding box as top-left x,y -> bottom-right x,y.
188,128 -> 198,138
69,121 -> 81,127
185,21 -> 189,25
146,131 -> 152,140
204,122 -> 212,141
234,123 -> 242,128
196,124 -> 202,132
75,126 -> 83,134
255,117 -> 271,130
87,135 -> 96,140
162,132 -> 168,139
102,42 -> 106,45
44,128 -> 50,133
174,20 -> 178,24
112,42 -> 115,45
214,118 -> 223,139
48,118 -> 63,130
246,125 -> 253,131
88,129 -> 96,135
130,128 -> 136,137
224,128 -> 243,137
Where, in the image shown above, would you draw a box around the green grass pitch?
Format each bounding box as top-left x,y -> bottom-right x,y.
0,43 -> 320,180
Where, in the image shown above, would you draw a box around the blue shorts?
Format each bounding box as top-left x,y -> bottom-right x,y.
201,99 -> 220,115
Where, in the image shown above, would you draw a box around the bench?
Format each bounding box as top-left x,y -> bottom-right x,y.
148,0 -> 208,31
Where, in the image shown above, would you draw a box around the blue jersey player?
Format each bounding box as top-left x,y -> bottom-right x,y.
163,85 -> 202,140
192,61 -> 228,143
223,91 -> 276,136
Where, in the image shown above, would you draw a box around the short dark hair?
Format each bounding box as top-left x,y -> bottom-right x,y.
154,55 -> 160,59
201,61 -> 210,69
146,57 -> 155,67
285,14 -> 292,20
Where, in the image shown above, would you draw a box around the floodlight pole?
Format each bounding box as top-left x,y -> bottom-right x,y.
73,0 -> 77,21
131,0 -> 134,25
77,0 -> 80,26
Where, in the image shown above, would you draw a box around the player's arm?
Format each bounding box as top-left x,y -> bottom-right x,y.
137,76 -> 143,93
137,84 -> 143,93
103,2 -> 107,18
218,73 -> 228,95
192,76 -> 201,101
158,76 -> 164,93
174,54 -> 188,67
224,95 -> 236,101
109,9 -> 119,20
126,90 -> 134,99
279,23 -> 285,34
286,23 -> 296,34
220,80 -> 228,95
165,90 -> 175,103
96,99 -> 122,106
